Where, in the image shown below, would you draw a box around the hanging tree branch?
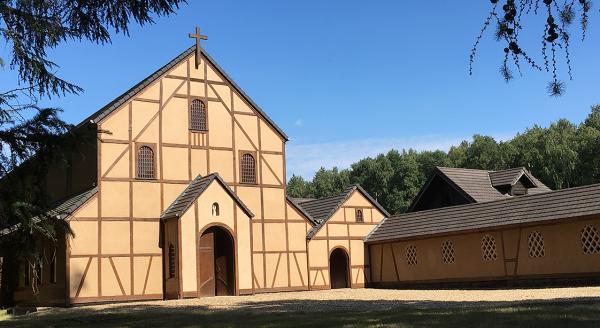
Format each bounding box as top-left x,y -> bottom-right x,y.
470,0 -> 593,96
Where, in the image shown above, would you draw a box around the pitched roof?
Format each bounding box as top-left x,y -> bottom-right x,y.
436,167 -> 509,203
77,45 -> 288,141
293,185 -> 391,240
286,196 -> 317,226
0,187 -> 98,236
409,167 -> 553,211
161,173 -> 253,220
365,183 -> 600,243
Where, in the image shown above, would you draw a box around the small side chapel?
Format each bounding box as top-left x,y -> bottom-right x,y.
8,28 -> 389,306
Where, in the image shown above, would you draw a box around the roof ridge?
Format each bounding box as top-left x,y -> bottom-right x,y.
390,182 -> 600,219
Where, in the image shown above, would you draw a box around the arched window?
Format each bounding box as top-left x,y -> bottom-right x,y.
190,99 -> 207,131
406,245 -> 417,266
528,231 -> 545,258
168,244 -> 176,279
137,146 -> 155,179
481,234 -> 498,261
441,240 -> 455,264
240,153 -> 256,184
355,209 -> 363,222
580,225 -> 600,255
212,202 -> 220,216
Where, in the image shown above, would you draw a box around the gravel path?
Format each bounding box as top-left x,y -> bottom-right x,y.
36,286 -> 600,315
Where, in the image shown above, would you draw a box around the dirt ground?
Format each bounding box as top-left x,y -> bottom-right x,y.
3,287 -> 600,327
37,286 -> 600,313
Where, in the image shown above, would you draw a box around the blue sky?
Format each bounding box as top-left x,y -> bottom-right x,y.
2,1 -> 599,178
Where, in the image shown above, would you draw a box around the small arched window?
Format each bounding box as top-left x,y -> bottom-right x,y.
137,146 -> 155,179
355,209 -> 364,222
481,234 -> 498,261
580,225 -> 600,255
168,244 -> 176,279
528,231 -> 545,258
406,245 -> 417,266
240,153 -> 256,184
441,240 -> 455,264
190,99 -> 207,131
212,202 -> 220,216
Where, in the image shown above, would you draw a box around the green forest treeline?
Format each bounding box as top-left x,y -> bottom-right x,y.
287,105 -> 600,215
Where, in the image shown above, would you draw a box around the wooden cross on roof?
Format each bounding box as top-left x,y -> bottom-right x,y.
189,26 -> 208,68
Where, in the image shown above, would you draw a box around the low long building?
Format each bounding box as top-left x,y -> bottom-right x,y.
365,182 -> 600,287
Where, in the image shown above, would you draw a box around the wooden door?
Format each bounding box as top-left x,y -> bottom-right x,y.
198,231 -> 215,297
215,255 -> 229,296
330,249 -> 349,289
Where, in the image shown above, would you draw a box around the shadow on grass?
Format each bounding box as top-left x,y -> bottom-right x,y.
2,298 -> 600,327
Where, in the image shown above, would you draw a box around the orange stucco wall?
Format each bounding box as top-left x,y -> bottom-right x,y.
368,215 -> 600,287
307,190 -> 386,289
65,50 -> 314,304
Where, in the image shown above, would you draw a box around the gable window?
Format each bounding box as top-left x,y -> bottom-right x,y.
355,209 -> 364,222
190,99 -> 207,131
212,202 -> 220,216
168,244 -> 176,278
441,240 -> 455,264
481,234 -> 498,261
240,153 -> 256,184
580,225 -> 600,255
528,231 -> 545,258
137,145 -> 155,179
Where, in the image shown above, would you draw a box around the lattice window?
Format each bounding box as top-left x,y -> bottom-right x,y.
481,234 -> 498,261
168,244 -> 176,278
356,209 -> 364,222
240,153 -> 256,184
580,225 -> 600,255
212,202 -> 220,216
528,231 -> 546,258
190,99 -> 207,131
406,245 -> 417,266
137,146 -> 155,179
441,240 -> 455,264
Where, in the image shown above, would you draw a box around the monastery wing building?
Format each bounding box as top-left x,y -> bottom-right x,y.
4,34 -> 600,307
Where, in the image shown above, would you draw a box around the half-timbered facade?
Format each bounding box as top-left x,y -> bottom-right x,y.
6,42 -> 389,306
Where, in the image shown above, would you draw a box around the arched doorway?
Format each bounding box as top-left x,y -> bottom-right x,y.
198,226 -> 235,297
329,248 -> 350,289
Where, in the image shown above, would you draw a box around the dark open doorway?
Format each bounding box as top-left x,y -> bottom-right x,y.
329,248 -> 350,289
198,226 -> 235,297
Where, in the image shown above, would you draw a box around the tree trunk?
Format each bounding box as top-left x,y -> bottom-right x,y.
0,255 -> 17,308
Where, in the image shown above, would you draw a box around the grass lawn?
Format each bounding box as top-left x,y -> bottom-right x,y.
1,299 -> 600,327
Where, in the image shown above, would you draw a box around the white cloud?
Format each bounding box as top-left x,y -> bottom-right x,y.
285,135 -> 489,179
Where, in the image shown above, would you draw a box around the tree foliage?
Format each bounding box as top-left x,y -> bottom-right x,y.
0,0 -> 185,305
471,0 -> 594,96
288,105 -> 600,214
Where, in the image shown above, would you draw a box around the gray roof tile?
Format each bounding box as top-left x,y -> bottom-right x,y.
161,173 -> 253,220
293,185 -> 390,240
0,187 -> 98,236
365,183 -> 600,243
